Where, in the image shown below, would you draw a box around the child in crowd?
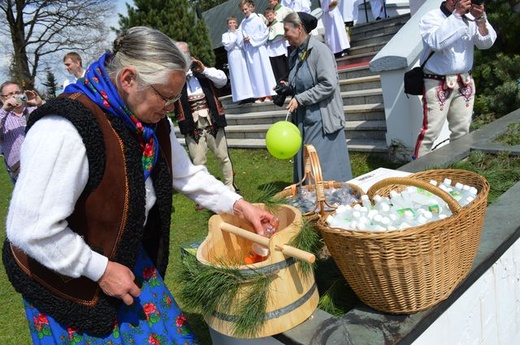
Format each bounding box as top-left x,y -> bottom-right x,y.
238,0 -> 277,103
264,7 -> 289,83
222,16 -> 255,103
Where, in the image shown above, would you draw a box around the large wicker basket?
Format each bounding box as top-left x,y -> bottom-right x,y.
316,169 -> 490,314
275,144 -> 363,221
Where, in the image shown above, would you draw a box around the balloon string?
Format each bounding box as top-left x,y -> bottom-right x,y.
285,112 -> 291,122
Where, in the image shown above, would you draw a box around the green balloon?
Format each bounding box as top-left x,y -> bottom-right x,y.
265,121 -> 302,159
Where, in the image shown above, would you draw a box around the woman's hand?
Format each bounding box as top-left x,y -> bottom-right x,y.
98,261 -> 141,305
286,97 -> 299,113
233,199 -> 277,236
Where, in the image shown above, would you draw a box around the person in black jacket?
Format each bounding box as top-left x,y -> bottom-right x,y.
175,42 -> 237,197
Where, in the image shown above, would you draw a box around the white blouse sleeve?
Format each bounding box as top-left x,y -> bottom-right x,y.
169,118 -> 241,213
6,116 -> 108,282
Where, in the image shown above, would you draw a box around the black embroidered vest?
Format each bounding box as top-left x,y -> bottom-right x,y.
2,94 -> 173,336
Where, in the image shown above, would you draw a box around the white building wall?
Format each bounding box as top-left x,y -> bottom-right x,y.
413,238 -> 520,345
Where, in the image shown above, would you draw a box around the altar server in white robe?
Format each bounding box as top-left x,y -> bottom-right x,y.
239,0 -> 277,102
222,16 -> 255,103
321,0 -> 350,56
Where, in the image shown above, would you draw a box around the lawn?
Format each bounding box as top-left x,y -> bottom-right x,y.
2,147 -> 520,344
0,149 -> 399,344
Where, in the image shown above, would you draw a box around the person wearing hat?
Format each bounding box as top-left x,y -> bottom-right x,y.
282,12 -> 353,184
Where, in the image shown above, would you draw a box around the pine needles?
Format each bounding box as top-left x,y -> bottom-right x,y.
178,254 -> 275,337
288,220 -> 322,274
177,214 -> 322,337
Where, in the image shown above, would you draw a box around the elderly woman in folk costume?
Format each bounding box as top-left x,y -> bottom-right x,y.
3,26 -> 276,344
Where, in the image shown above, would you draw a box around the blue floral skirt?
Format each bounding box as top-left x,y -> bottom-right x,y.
24,247 -> 199,344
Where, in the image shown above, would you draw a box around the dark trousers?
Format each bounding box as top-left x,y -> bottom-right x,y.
269,55 -> 289,83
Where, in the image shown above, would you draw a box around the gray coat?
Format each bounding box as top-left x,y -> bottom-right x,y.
290,35 -> 345,134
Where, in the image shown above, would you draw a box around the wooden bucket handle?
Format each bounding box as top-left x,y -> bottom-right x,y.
220,222 -> 316,264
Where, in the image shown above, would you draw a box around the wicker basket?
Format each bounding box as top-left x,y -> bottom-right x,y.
275,144 -> 363,221
316,169 -> 490,314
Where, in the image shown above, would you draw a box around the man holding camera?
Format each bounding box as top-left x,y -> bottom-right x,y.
174,42 -> 238,206
413,0 -> 496,159
0,81 -> 44,183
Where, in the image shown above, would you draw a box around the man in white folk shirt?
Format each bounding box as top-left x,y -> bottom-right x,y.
174,42 -> 238,210
413,0 -> 496,158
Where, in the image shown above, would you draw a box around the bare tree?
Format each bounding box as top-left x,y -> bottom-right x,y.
0,0 -> 116,89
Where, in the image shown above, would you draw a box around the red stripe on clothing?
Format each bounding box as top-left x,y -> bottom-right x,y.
413,87 -> 429,158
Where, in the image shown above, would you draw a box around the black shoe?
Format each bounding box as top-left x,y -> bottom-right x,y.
238,98 -> 255,105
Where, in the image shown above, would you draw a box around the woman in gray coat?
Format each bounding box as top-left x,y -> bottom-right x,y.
283,11 -> 353,183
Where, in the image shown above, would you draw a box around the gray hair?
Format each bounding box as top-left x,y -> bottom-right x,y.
107,26 -> 189,87
283,12 -> 302,30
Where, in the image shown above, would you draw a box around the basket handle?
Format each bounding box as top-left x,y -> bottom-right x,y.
305,145 -> 327,216
367,177 -> 462,215
220,222 -> 316,264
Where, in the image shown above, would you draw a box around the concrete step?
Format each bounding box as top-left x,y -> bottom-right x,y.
350,13 -> 411,38
339,75 -> 381,92
337,63 -> 376,79
336,51 -> 376,66
221,87 -> 383,114
175,135 -> 388,153
342,88 -> 383,106
347,41 -> 388,57
174,120 -> 387,140
350,27 -> 402,46
223,102 -> 385,126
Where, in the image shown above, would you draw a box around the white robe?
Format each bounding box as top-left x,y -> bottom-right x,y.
321,0 -> 350,54
370,0 -> 385,20
222,29 -> 255,102
339,0 -> 362,23
239,13 -> 277,98
281,0 -> 311,13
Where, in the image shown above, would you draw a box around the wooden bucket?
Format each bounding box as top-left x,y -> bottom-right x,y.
196,204 -> 319,338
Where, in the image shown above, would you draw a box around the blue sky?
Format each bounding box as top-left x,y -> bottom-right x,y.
0,1 -> 131,88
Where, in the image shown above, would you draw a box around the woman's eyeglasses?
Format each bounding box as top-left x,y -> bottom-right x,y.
149,84 -> 181,107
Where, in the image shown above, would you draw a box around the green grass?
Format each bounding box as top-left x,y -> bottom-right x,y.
0,149 -> 398,344
493,122 -> 520,146
3,148 -> 520,343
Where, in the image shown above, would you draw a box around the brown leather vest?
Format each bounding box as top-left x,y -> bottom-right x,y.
2,93 -> 173,336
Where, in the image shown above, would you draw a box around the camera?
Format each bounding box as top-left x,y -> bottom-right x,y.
14,93 -> 27,103
471,0 -> 485,5
272,82 -> 293,107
